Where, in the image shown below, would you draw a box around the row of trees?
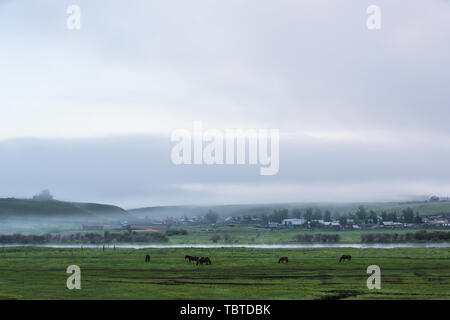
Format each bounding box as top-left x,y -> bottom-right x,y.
249,206 -> 423,225
361,231 -> 450,243
294,233 -> 341,243
165,229 -> 188,236
0,231 -> 168,244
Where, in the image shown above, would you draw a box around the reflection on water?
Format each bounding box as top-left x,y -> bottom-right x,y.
2,243 -> 450,249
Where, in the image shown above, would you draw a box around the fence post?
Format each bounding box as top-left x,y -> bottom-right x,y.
430,248 -> 432,259
359,247 -> 362,257
381,248 -> 383,257
272,248 -> 275,259
406,248 -> 408,258
232,247 -> 234,257
72,248 -> 74,257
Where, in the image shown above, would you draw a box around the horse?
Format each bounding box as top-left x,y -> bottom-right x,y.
185,255 -> 199,263
339,254 -> 351,262
278,256 -> 288,264
145,254 -> 150,262
197,257 -> 212,265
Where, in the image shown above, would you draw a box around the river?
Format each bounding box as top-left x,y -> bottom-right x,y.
2,243 -> 450,249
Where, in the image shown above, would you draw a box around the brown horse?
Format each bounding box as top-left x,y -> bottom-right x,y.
339,254 -> 351,262
278,256 -> 288,264
197,257 -> 212,265
185,255 -> 199,263
145,254 -> 150,262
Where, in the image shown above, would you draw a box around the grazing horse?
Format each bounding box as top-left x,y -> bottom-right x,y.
339,254 -> 351,262
145,254 -> 150,262
197,257 -> 212,265
185,255 -> 199,263
278,256 -> 288,264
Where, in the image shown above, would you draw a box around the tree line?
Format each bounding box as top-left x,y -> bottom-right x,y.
360,230 -> 450,243
0,231 -> 168,244
247,206 -> 423,225
294,233 -> 341,243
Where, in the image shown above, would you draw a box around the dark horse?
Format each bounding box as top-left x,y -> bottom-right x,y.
339,254 -> 351,262
278,256 -> 288,264
185,255 -> 199,263
197,257 -> 212,265
145,254 -> 150,262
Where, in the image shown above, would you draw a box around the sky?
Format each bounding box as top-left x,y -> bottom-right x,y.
0,0 -> 449,208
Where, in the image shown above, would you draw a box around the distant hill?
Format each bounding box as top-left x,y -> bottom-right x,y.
128,205 -> 205,219
128,200 -> 450,219
0,198 -> 128,222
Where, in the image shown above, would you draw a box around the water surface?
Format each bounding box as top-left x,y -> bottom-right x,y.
2,243 -> 450,249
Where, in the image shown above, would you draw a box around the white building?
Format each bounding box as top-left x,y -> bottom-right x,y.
282,218 -> 306,226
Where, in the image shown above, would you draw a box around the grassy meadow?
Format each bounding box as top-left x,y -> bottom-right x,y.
0,246 -> 449,300
164,226 -> 434,244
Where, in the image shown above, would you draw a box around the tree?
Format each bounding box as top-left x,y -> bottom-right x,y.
204,210 -> 219,224
429,195 -> 440,202
291,208 -> 302,218
402,208 -> 415,223
323,210 -> 332,222
210,235 -> 221,243
414,213 -> 423,224
260,214 -> 269,224
32,189 -> 53,201
369,210 -> 378,224
356,205 -> 367,222
270,209 -> 289,223
387,212 -> 398,222
304,208 -> 313,221
312,208 -> 322,220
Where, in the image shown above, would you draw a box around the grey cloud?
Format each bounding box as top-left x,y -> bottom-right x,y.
0,1 -> 449,206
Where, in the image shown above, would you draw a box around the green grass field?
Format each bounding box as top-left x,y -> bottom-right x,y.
2,225 -> 439,244
0,247 -> 449,300
165,226 -> 440,244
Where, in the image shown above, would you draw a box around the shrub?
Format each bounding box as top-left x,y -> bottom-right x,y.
165,229 -> 188,236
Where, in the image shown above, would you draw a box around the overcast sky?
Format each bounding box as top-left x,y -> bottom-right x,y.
1,0 -> 449,208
